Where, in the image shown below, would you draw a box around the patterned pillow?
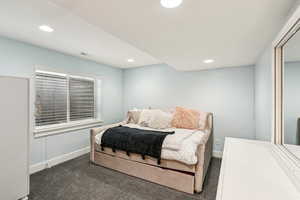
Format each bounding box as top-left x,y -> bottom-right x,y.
171,107 -> 200,130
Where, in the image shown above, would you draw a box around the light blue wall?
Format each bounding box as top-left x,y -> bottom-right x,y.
254,45 -> 273,141
0,36 -> 124,165
284,62 -> 300,145
254,2 -> 299,142
123,64 -> 255,152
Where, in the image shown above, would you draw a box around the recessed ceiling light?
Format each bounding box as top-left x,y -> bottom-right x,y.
161,0 -> 183,8
39,25 -> 54,33
127,58 -> 135,63
203,59 -> 215,64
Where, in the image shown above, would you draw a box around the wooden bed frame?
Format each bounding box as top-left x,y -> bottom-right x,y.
90,114 -> 213,194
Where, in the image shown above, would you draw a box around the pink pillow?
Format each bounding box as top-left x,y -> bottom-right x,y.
171,107 -> 200,130
198,111 -> 209,130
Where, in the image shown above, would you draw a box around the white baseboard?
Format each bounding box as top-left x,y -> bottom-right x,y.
30,146 -> 90,174
30,162 -> 47,174
213,150 -> 223,158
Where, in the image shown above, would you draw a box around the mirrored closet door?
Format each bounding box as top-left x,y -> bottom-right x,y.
284,28 -> 300,159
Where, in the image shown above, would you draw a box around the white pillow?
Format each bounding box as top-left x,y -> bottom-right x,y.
138,109 -> 154,127
148,110 -> 173,129
127,108 -> 142,124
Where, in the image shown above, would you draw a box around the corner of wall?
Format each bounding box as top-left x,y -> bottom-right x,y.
121,68 -> 126,118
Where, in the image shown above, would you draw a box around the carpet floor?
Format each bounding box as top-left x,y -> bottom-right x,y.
29,154 -> 221,200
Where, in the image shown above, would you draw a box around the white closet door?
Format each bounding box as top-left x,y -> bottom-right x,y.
0,77 -> 29,200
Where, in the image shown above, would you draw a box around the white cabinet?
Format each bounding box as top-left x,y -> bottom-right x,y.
217,138 -> 300,200
0,77 -> 29,200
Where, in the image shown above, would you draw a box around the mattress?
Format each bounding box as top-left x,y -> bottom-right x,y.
95,123 -> 208,165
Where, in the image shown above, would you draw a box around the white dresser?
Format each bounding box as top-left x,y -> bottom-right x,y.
0,76 -> 29,200
216,138 -> 300,200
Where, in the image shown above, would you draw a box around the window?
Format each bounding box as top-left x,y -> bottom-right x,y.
69,76 -> 95,121
35,72 -> 68,126
35,70 -> 99,134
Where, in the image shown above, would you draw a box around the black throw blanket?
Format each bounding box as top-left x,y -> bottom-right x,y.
101,125 -> 174,164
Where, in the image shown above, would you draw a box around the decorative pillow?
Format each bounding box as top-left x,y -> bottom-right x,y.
138,109 -> 154,127
148,110 -> 173,129
127,109 -> 141,124
171,107 -> 200,130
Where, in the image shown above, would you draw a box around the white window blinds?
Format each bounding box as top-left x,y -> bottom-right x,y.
35,72 -> 68,126
69,77 -> 95,121
35,71 -> 96,128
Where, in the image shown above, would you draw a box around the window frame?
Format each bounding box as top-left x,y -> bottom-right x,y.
33,70 -> 102,137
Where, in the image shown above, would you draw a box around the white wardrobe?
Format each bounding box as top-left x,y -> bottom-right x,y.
0,76 -> 29,200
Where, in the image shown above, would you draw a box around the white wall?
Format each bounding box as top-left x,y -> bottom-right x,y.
123,64 -> 255,152
0,36 -> 124,166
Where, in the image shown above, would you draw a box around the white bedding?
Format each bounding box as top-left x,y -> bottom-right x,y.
95,123 -> 208,165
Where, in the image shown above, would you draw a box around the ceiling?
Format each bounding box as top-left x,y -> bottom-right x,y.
0,0 -> 160,68
0,0 -> 296,70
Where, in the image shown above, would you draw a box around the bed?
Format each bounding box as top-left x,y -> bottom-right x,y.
90,111 -> 213,194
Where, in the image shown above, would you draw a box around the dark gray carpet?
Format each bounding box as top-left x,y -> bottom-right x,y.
29,154 -> 221,200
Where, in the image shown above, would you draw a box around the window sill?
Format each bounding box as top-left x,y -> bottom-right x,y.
34,119 -> 103,138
